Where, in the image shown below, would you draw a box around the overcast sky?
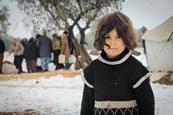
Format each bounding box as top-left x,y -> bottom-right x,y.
122,0 -> 173,29
0,0 -> 173,38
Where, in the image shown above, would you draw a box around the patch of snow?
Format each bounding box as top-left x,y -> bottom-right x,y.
0,76 -> 173,115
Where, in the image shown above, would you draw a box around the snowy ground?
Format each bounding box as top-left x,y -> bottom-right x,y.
0,48 -> 173,115
0,75 -> 173,115
0,75 -> 84,115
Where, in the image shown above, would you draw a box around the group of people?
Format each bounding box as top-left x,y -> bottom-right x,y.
0,30 -> 72,74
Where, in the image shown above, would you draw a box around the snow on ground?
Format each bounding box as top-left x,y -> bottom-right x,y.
0,75 -> 173,115
0,75 -> 84,115
152,83 -> 173,115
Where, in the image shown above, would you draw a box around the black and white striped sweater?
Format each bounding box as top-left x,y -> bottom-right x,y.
80,48 -> 155,115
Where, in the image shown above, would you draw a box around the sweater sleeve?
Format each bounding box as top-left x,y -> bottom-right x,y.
81,63 -> 94,89
133,78 -> 155,115
80,85 -> 94,115
80,63 -> 95,115
131,62 -> 155,115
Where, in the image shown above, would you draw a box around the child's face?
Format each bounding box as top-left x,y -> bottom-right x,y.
103,28 -> 125,58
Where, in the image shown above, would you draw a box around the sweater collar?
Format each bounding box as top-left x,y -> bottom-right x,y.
98,48 -> 132,65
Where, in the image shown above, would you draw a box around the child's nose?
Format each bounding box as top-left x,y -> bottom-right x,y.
110,40 -> 117,48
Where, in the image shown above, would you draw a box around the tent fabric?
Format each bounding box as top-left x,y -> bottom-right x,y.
142,16 -> 173,42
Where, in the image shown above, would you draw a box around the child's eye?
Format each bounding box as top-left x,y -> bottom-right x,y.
105,36 -> 110,39
117,35 -> 121,39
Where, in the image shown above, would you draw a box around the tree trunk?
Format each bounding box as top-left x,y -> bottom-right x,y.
68,26 -> 92,70
71,38 -> 92,70
80,29 -> 86,45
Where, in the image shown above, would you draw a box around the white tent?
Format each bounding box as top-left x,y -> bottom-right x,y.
142,16 -> 173,72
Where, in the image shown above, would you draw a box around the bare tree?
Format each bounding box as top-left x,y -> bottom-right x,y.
16,0 -> 124,69
0,4 -> 9,34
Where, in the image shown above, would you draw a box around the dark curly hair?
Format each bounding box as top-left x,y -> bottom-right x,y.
94,11 -> 137,51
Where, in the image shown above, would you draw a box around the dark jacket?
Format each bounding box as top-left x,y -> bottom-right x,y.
0,39 -> 5,53
37,35 -> 52,57
24,41 -> 37,60
80,48 -> 155,115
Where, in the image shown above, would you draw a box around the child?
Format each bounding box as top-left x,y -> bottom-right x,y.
80,12 -> 155,115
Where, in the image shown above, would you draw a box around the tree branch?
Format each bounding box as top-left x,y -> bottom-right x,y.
39,0 -> 61,28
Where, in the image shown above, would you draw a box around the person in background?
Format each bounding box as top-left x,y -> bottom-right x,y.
37,30 -> 52,71
35,34 -> 42,72
9,37 -> 24,73
52,33 -> 64,70
60,31 -> 71,69
80,12 -> 155,115
24,37 -> 38,72
0,37 -> 5,74
35,34 -> 41,58
20,38 -> 28,70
